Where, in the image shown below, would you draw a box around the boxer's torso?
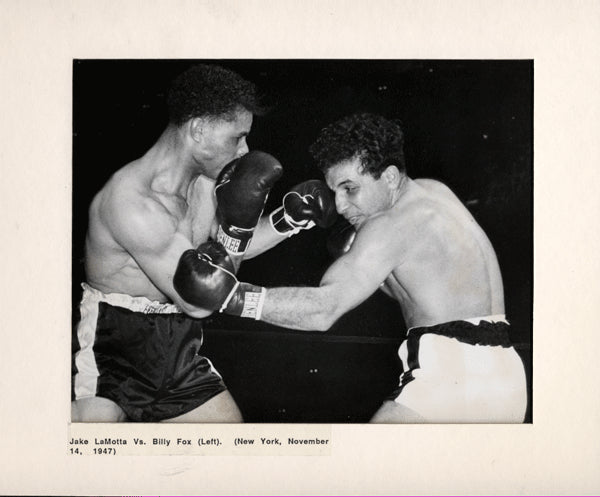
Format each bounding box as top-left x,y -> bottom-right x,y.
84,158 -> 217,302
379,178 -> 504,329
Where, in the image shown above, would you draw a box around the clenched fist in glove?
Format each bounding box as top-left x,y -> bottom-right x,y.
215,151 -> 283,256
174,240 -> 266,319
269,180 -> 338,236
326,218 -> 357,259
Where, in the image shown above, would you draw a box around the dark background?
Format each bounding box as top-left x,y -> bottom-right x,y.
73,59 -> 533,422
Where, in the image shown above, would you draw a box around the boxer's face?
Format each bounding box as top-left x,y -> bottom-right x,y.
194,109 -> 253,179
325,157 -> 395,229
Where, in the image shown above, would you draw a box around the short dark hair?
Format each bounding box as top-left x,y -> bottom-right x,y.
309,113 -> 406,178
167,64 -> 263,125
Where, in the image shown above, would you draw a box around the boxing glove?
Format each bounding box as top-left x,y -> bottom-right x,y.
215,151 -> 283,256
326,219 -> 357,259
269,180 -> 337,236
174,240 -> 266,319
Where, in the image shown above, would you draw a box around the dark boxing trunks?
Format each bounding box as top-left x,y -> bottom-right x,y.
72,284 -> 227,422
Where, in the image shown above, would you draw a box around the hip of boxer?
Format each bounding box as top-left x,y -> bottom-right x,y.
388,315 -> 527,423
72,283 -> 227,422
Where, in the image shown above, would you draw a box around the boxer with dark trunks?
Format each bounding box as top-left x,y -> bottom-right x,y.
72,64 -> 336,422
174,113 -> 528,423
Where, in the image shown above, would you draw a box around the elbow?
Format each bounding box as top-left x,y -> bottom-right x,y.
311,305 -> 343,332
308,289 -> 348,332
311,316 -> 331,332
175,297 -> 214,319
181,304 -> 213,320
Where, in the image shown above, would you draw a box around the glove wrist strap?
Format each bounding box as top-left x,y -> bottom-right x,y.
222,284 -> 266,320
216,224 -> 255,255
269,206 -> 297,236
269,205 -> 315,237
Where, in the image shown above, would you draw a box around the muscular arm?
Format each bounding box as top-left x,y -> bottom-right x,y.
259,216 -> 400,331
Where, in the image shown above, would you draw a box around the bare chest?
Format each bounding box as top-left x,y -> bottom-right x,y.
153,175 -> 218,238
183,177 -> 218,245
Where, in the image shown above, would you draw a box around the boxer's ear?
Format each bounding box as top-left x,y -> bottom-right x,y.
382,164 -> 401,188
189,117 -> 205,143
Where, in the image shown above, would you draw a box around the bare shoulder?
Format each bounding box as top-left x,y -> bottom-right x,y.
352,210 -> 407,257
96,164 -> 177,249
413,178 -> 477,223
92,161 -> 142,208
358,209 -> 397,235
414,178 -> 456,197
366,184 -> 447,256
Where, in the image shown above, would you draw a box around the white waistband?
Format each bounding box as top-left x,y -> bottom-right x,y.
408,314 -> 508,333
80,283 -> 181,314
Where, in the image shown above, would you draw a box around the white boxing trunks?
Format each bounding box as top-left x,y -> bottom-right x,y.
387,315 -> 527,423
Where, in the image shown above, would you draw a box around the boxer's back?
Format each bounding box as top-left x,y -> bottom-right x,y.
382,178 -> 504,328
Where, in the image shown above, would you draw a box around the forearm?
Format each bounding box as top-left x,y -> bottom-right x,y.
243,217 -> 287,259
260,286 -> 338,331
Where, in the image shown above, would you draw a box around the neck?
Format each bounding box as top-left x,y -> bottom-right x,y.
389,175 -> 410,207
144,125 -> 204,198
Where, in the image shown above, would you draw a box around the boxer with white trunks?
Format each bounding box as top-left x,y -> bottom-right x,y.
383,316 -> 526,422
174,113 -> 528,423
72,64 -> 337,422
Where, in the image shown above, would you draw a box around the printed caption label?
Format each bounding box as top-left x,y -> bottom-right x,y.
69,423 -> 332,456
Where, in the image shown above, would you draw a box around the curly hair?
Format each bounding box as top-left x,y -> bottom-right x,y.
167,64 -> 264,125
309,113 -> 406,178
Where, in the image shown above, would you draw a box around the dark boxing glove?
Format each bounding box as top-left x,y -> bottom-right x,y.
215,151 -> 283,256
326,219 -> 357,259
269,180 -> 337,237
174,240 -> 266,319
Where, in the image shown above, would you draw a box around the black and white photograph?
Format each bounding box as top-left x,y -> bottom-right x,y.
72,59 -> 533,424
3,1 -> 600,495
